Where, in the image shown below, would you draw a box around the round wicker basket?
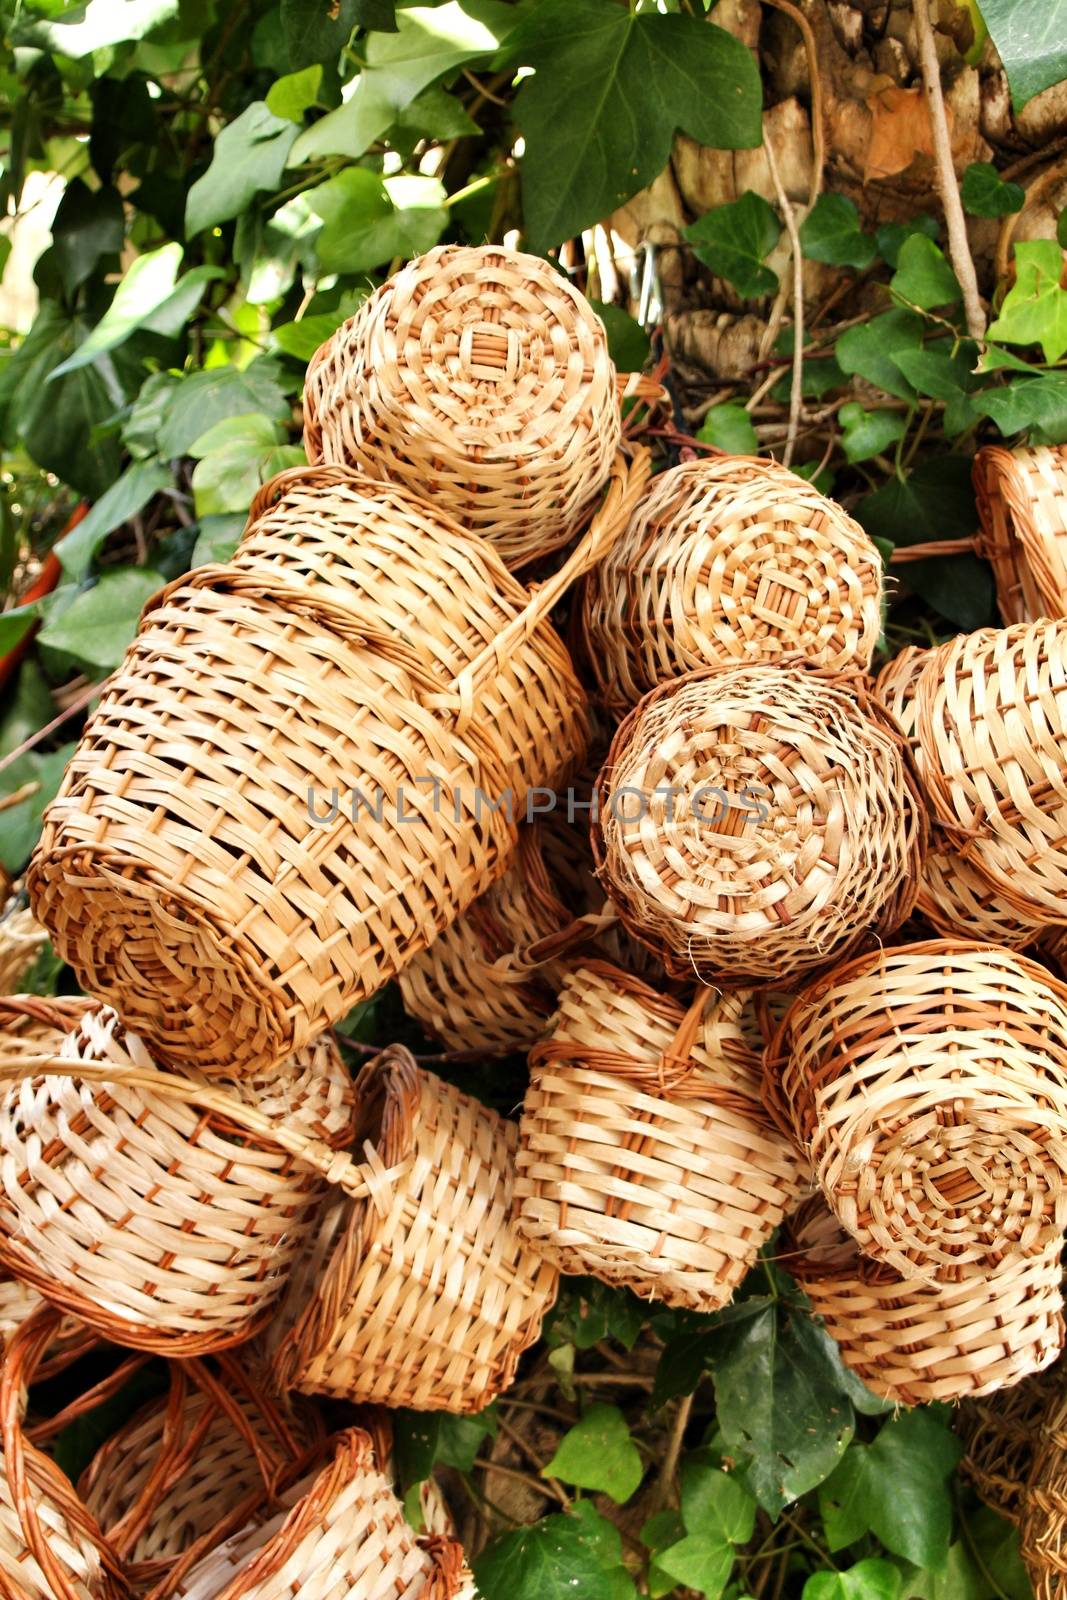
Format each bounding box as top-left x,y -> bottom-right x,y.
0,1305 -> 127,1600
397,825 -> 573,1055
0,996 -> 356,1353
913,617 -> 1067,925
766,940 -> 1067,1282
29,453 -> 648,1076
169,1428 -> 468,1600
0,899 -> 45,995
975,444 -> 1067,624
873,644 -> 1046,948
1018,1381 -> 1067,1600
303,244 -> 621,571
784,1200 -> 1063,1406
580,455 -> 883,711
270,1045 -> 558,1413
592,663 -> 926,985
956,1365 -> 1064,1525
514,962 -> 807,1309
80,1359 -> 323,1597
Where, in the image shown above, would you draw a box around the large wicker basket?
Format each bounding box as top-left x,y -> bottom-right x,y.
0,1304 -> 128,1600
29,453 -> 648,1075
303,244 -> 621,571
514,962 -> 807,1309
784,1199 -> 1063,1406
975,444 -> 1067,624
956,1365 -> 1064,1525
80,1358 -> 324,1597
270,1045 -> 558,1413
170,1429 -> 467,1600
593,663 -> 926,985
580,455 -> 883,711
875,641 -> 1048,947
0,996 -> 356,1353
766,941 -> 1067,1282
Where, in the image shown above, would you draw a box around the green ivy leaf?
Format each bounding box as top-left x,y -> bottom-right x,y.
279,0 -> 363,71
49,243 -> 202,375
654,1534 -> 735,1600
0,745 -> 75,874
307,168 -> 447,273
977,372 -> 1067,442
975,0 -> 1067,109
38,567 -> 164,671
681,1458 -> 757,1545
157,359 -> 291,458
58,458 -> 173,579
819,1412 -> 962,1570
705,1299 -> 855,1514
798,193 -> 875,269
50,178 -> 125,295
0,602 -> 41,657
543,1405 -> 643,1503
875,214 -> 939,269
839,403 -> 907,463
511,0 -> 762,252
186,102 -> 298,236
961,161 -> 1025,217
890,234 -> 961,310
474,1511 -> 630,1600
965,1508 -> 1032,1600
567,1503 -> 638,1600
189,413 -> 286,516
272,311 -> 350,364
697,402 -> 759,454
545,1279 -> 645,1353
12,0 -> 178,57
686,191 -> 781,298
835,308 -> 925,402
988,239 -> 1067,362
889,346 -> 978,401
591,302 -> 650,373
805,1559 -> 903,1600
191,513 -> 245,567
266,65 -> 324,122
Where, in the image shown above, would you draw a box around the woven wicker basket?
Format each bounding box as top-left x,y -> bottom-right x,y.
873,644 -> 1046,948
80,1359 -> 323,1597
0,898 -> 45,994
975,444 -> 1067,624
29,455 -> 647,1076
766,940 -> 1067,1282
956,1365 -> 1064,1524
593,663 -> 926,985
171,1428 -> 467,1600
270,1045 -> 558,1413
0,1304 -> 127,1600
397,825 -> 574,1055
514,962 -> 806,1309
303,244 -> 621,571
580,455 -> 883,711
1019,1381 -> 1067,1600
0,996 -> 356,1353
784,1199 -> 1063,1406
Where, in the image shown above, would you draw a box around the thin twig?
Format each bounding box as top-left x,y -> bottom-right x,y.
912,0 -> 985,338
650,1391 -> 694,1512
761,0 -> 825,210
763,133 -> 804,468
0,678 -> 102,778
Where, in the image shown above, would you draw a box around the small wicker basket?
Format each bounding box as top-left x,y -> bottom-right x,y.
30,455 -> 648,1076
0,996 -> 356,1353
270,1045 -> 558,1413
975,444 -> 1067,624
784,1199 -> 1063,1406
0,1304 -> 128,1600
593,663 -> 926,985
766,940 -> 1067,1282
80,1359 -> 323,1597
873,644 -> 1046,948
0,898 -> 46,994
303,244 -> 622,571
956,1365 -> 1064,1525
1017,1379 -> 1067,1600
514,962 -> 807,1309
170,1429 -> 467,1600
580,455 -> 883,711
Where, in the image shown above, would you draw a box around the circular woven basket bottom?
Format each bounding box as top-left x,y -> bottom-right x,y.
785,1203 -> 1065,1406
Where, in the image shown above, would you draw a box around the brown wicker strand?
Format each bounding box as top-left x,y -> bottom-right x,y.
975,443 -> 1067,624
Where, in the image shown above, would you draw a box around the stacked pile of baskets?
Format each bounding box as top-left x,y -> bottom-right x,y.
8,242 -> 1067,1591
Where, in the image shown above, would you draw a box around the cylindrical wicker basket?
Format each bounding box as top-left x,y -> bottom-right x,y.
592,663 -> 926,985
0,996 -> 356,1353
580,455 -> 883,711
784,1199 -> 1063,1406
0,1304 -> 128,1600
873,643 -> 1046,948
169,1429 -> 467,1600
270,1045 -> 558,1413
29,453 -> 648,1075
397,825 -> 574,1055
956,1365 -> 1064,1525
0,898 -> 46,994
514,962 -> 807,1309
303,244 -> 622,571
766,941 -> 1067,1282
80,1359 -> 323,1597
975,443 -> 1067,624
